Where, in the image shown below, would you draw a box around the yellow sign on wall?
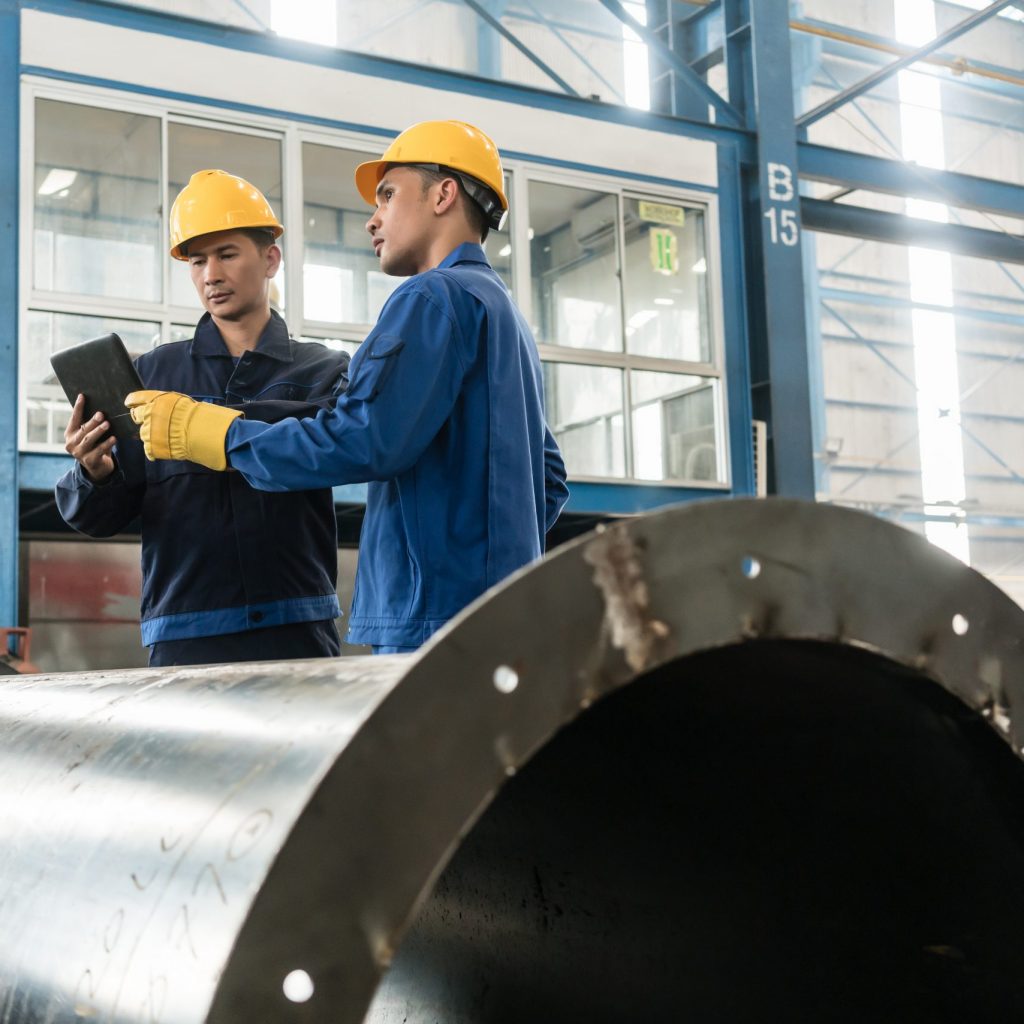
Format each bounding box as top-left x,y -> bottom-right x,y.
639,200 -> 686,227
650,227 -> 679,275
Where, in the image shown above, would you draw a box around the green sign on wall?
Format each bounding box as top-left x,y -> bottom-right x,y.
650,227 -> 679,275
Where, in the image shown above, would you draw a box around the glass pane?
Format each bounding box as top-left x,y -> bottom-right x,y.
631,370 -> 721,482
299,336 -> 361,359
530,182 -> 622,353
302,143 -> 401,325
622,198 -> 711,363
543,362 -> 624,478
169,124 -> 284,312
23,311 -> 160,448
482,173 -> 513,293
34,99 -> 161,302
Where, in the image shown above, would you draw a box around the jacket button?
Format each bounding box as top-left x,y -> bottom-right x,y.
251,611 -> 264,623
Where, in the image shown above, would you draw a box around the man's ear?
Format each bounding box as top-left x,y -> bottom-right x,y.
433,176 -> 459,217
265,243 -> 283,278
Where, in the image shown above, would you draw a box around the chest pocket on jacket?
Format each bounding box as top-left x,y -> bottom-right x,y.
247,382 -> 300,402
347,334 -> 404,403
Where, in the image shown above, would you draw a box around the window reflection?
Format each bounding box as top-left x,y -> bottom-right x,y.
622,198 -> 710,363
543,363 -> 625,478
168,124 -> 284,313
34,100 -> 162,303
530,182 -> 622,352
24,311 -> 160,446
302,143 -> 401,325
300,336 -> 360,359
631,370 -> 721,482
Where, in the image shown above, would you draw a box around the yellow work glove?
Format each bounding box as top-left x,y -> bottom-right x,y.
125,390 -> 243,471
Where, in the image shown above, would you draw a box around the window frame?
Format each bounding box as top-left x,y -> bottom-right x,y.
19,76 -> 731,489
522,166 -> 729,488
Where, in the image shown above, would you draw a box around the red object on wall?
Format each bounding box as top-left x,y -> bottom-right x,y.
0,628 -> 40,674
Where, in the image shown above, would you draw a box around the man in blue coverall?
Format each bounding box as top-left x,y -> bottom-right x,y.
57,170 -> 350,666
127,121 -> 569,655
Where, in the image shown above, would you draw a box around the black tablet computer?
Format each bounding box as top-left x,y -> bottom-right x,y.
50,333 -> 145,445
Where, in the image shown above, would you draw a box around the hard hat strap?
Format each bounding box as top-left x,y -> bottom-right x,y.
409,163 -> 507,231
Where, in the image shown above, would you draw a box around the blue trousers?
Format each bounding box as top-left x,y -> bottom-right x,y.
149,619 -> 341,667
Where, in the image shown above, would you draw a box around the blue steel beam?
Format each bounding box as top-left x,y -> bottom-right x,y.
797,0 -> 1018,129
653,0 -> 720,119
802,197 -> 1024,265
597,0 -> 744,125
722,0 -> 751,123
0,0 -> 17,633
819,286 -> 1024,329
799,143 -> 1024,219
459,0 -> 582,96
746,0 -> 816,498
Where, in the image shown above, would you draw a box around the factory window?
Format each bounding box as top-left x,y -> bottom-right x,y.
528,177 -> 724,484
299,143 -> 513,349
530,182 -> 622,353
301,143 -> 403,329
33,100 -> 162,304
23,311 -> 160,447
543,363 -> 626,478
21,86 -> 727,490
622,198 -> 710,364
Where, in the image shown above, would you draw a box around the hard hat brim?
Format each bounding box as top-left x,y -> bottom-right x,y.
355,159 -> 388,209
169,223 -> 283,262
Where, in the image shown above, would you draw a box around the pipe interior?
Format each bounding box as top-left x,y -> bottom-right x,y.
366,639 -> 1024,1023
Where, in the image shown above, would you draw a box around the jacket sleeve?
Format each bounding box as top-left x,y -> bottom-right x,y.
226,289 -> 466,491
543,425 -> 569,532
54,445 -> 146,538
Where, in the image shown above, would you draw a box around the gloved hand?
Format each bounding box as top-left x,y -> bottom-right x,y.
125,391 -> 243,471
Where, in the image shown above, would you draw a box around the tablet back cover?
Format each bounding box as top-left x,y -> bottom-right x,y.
49,334 -> 144,444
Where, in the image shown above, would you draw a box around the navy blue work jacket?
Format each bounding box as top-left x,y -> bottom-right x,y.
55,311 -> 349,645
227,243 -> 569,648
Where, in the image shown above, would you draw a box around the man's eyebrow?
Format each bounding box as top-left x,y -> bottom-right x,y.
375,177 -> 393,199
189,243 -> 239,259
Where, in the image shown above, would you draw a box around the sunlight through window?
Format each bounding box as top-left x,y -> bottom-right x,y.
895,0 -> 970,565
271,0 -> 337,46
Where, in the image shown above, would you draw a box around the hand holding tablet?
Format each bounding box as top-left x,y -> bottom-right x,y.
50,333 -> 145,446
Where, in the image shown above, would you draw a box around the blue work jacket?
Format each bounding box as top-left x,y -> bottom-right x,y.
227,243 -> 569,648
55,311 -> 349,645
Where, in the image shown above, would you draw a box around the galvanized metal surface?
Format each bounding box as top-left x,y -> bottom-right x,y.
2,499 -> 1024,1022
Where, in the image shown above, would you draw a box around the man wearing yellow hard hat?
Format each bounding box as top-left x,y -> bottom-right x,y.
57,170 -> 350,665
128,121 -> 569,654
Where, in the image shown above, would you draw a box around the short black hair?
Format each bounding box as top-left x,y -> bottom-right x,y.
240,227 -> 278,251
408,165 -> 491,243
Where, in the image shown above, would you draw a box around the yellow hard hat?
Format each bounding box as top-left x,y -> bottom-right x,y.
355,120 -> 509,229
169,169 -> 284,260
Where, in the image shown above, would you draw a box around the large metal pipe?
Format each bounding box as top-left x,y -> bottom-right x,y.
2,499 -> 1024,1022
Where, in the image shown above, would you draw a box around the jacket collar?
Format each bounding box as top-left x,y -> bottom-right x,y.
190,309 -> 294,363
437,242 -> 491,270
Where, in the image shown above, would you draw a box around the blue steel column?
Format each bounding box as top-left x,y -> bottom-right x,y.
0,0 -> 19,631
745,0 -> 816,497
